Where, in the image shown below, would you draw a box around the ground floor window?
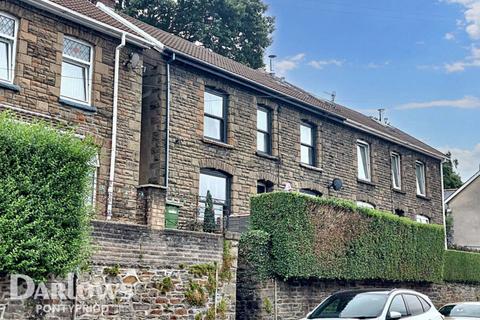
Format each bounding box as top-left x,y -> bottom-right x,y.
257,180 -> 274,193
198,169 -> 230,226
300,188 -> 322,197
356,201 -> 375,209
415,214 -> 430,224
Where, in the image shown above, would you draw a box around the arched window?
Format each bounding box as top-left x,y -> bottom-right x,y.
300,188 -> 322,197
198,169 -> 230,224
0,12 -> 18,84
356,201 -> 375,209
257,180 -> 274,194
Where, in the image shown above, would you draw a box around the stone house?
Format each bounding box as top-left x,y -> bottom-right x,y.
0,0 -> 446,230
445,170 -> 480,249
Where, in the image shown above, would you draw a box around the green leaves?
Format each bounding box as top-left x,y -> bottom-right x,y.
246,192 -> 446,283
0,112 -> 96,281
444,250 -> 480,283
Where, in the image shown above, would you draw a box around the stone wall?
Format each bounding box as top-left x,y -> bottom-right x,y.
0,0 -> 144,223
236,268 -> 480,320
0,221 -> 239,319
141,56 -> 444,227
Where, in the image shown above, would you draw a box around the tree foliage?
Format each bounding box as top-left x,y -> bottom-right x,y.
117,0 -> 275,69
0,113 -> 96,281
443,151 -> 463,189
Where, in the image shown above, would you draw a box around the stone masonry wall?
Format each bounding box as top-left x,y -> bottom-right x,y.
236,267 -> 480,320
142,56 -> 443,226
0,221 -> 239,319
0,0 -> 144,223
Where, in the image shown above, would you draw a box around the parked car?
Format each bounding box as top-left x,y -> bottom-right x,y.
439,302 -> 480,319
301,289 -> 443,320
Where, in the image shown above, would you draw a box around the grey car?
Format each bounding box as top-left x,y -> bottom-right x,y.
439,302 -> 480,319
301,289 -> 443,320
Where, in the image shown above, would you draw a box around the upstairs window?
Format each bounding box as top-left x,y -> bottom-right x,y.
257,106 -> 272,154
61,37 -> 93,104
416,214 -> 430,224
415,161 -> 426,196
0,12 -> 18,83
204,90 -> 227,142
391,152 -> 401,189
357,140 -> 371,181
300,122 -> 315,166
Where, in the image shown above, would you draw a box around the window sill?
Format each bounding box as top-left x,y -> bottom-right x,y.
357,178 -> 376,187
59,97 -> 96,113
416,194 -> 431,201
0,81 -> 20,92
392,188 -> 406,195
255,151 -> 279,161
299,163 -> 323,173
202,137 -> 234,149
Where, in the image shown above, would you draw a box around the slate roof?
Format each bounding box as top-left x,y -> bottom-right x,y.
39,0 -> 445,159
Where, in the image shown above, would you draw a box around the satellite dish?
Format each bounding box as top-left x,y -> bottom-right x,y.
331,178 -> 343,191
128,53 -> 141,69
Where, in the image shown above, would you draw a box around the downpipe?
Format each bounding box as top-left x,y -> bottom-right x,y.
106,33 -> 126,220
163,52 -> 176,191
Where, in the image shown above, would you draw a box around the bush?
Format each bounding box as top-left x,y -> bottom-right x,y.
0,113 -> 97,281
248,192 -> 445,282
444,250 -> 480,283
239,229 -> 272,280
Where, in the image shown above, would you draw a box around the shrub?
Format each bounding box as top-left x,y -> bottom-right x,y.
444,250 -> 480,283
0,113 -> 96,281
239,230 -> 272,280
203,190 -> 216,233
185,281 -> 208,306
248,192 -> 445,282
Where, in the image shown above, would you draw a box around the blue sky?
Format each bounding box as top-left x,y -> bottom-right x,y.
263,0 -> 480,180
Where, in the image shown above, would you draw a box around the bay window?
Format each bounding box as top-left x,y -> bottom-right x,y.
61,37 -> 93,104
204,89 -> 227,142
198,169 -> 230,223
0,12 -> 18,84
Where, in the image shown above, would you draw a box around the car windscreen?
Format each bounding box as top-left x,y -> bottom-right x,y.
439,304 -> 480,318
308,292 -> 388,319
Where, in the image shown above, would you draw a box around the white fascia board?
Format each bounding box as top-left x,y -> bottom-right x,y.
20,0 -> 154,48
96,2 -> 164,51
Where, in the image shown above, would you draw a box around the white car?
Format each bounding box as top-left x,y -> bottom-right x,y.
439,302 -> 480,319
301,289 -> 443,320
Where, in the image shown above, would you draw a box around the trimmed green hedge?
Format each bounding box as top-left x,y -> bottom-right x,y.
239,230 -> 272,280
444,250 -> 480,283
0,113 -> 96,280
247,192 -> 445,282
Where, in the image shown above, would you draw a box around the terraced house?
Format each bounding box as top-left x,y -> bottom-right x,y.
0,0 -> 446,230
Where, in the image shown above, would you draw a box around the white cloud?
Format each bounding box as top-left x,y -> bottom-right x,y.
274,53 -> 305,76
445,32 -> 456,40
397,96 -> 480,110
438,144 -> 480,180
444,45 -> 480,72
366,61 -> 390,69
308,59 -> 344,70
446,0 -> 480,40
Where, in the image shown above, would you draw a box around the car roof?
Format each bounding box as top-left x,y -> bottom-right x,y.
334,288 -> 429,296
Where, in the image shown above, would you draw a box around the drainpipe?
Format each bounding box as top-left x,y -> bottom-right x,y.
440,159 -> 447,250
163,52 -> 176,191
106,33 -> 126,220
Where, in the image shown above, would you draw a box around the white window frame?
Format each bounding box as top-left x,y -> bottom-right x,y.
86,154 -> 100,208
300,122 -> 315,166
415,161 -> 426,196
60,36 -> 93,105
415,214 -> 430,224
391,152 -> 402,190
357,140 -> 371,181
0,12 -> 18,84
